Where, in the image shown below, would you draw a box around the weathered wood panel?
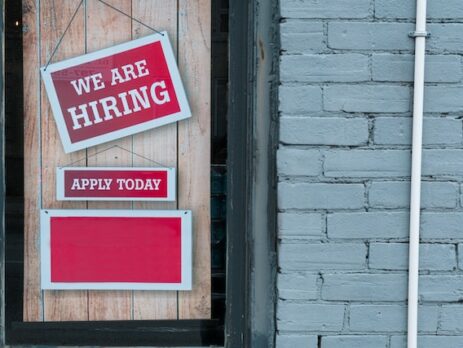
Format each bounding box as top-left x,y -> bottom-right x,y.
23,0 -> 42,322
131,0 -> 178,320
86,0 -> 133,321
40,0 -> 88,322
24,0 -> 211,322
178,0 -> 212,319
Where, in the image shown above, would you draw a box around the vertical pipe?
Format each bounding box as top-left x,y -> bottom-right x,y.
408,0 -> 427,347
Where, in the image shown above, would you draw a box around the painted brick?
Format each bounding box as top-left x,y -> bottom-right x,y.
328,212 -> 408,239
423,150 -> 463,177
278,272 -> 318,300
279,243 -> 366,271
420,276 -> 463,301
322,274 -> 407,301
277,0 -> 463,340
324,150 -> 410,178
280,85 -> 322,114
281,54 -> 370,82
376,0 -> 463,19
277,302 -> 345,331
280,117 -> 369,146
322,335 -> 388,348
276,334 -> 318,348
281,0 -> 371,19
369,243 -> 456,271
458,244 -> 463,270
424,86 -> 463,113
278,183 -> 365,210
428,24 -> 463,53
390,336 -> 463,348
278,213 -> 323,239
369,181 -> 458,209
349,305 -> 438,332
373,117 -> 462,146
328,22 -> 414,50
324,85 -> 411,113
281,21 -> 325,54
277,148 -> 321,176
372,55 -> 462,83
440,306 -> 463,334
421,213 -> 463,239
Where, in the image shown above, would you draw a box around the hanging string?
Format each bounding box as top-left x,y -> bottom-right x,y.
59,145 -> 170,168
44,0 -> 84,71
97,0 -> 164,36
44,0 -> 164,71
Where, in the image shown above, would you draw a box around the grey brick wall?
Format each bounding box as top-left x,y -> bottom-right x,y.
277,0 -> 463,346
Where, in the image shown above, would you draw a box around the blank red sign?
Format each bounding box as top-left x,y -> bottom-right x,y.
41,210 -> 192,290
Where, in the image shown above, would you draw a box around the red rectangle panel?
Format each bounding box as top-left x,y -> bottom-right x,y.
40,210 -> 192,290
51,216 -> 181,283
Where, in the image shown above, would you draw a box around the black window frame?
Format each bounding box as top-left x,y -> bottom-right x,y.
0,0 -> 261,346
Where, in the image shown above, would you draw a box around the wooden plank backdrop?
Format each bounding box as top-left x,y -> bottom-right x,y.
23,0 -> 211,322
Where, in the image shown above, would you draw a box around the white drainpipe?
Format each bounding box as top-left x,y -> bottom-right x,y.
408,0 -> 428,347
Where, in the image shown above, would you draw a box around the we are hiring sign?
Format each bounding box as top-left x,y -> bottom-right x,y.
41,32 -> 190,153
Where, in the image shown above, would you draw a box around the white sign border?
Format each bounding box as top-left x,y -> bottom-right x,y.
56,167 -> 176,201
41,32 -> 191,153
40,209 -> 192,291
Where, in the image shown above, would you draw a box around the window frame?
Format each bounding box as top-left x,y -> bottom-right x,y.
0,0 -> 254,346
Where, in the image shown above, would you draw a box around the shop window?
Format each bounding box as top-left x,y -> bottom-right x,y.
5,0 -> 234,346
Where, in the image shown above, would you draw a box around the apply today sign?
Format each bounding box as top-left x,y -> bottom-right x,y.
41,32 -> 190,153
56,167 -> 176,201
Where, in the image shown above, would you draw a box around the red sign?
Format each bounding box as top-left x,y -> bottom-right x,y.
56,167 -> 175,201
41,32 -> 190,153
41,210 -> 192,290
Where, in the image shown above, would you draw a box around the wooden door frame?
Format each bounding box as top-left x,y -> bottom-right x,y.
226,0 -> 278,347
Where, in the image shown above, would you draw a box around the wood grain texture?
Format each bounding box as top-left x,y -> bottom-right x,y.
23,0 -> 42,322
131,0 -> 178,320
86,0 -> 133,321
40,0 -> 88,321
178,0 -> 212,319
23,0 -> 212,322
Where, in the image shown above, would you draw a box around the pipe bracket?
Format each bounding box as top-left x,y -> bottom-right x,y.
409,31 -> 431,38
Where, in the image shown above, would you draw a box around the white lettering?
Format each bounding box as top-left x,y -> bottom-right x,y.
88,101 -> 103,124
111,68 -> 126,86
100,96 -> 122,120
121,64 -> 137,81
114,178 -> 163,191
89,178 -> 98,190
152,179 -> 161,190
81,178 -> 90,189
125,179 -> 135,190
118,92 -> 133,115
103,178 -> 112,190
116,178 -> 124,190
70,73 -> 105,95
66,81 -> 171,129
68,104 -> 93,130
144,179 -> 153,190
150,81 -> 170,105
128,86 -> 150,112
70,178 -> 81,190
134,59 -> 149,77
135,179 -> 145,190
90,73 -> 105,91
